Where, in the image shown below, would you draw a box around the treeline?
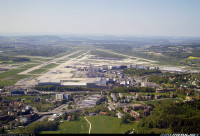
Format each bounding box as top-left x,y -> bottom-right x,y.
13,48 -> 67,57
12,57 -> 30,62
110,87 -> 155,93
147,73 -> 191,87
18,120 -> 59,134
136,100 -> 200,134
148,76 -> 170,85
0,55 -> 30,62
124,68 -> 161,76
34,85 -> 100,92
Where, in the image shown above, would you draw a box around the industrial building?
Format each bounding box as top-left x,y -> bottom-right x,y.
161,67 -> 183,73
55,93 -> 69,101
78,94 -> 104,108
38,77 -> 107,89
38,79 -> 60,86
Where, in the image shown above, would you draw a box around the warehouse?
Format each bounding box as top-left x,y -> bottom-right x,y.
38,79 -> 61,86
161,67 -> 184,73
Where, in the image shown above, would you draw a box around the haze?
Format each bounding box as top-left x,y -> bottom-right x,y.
0,0 -> 200,37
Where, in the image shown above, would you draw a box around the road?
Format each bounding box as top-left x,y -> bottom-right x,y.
33,103 -> 81,122
84,116 -> 91,134
33,104 -> 68,115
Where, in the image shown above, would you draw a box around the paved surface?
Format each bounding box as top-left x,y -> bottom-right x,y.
84,116 -> 91,134
97,48 -> 157,63
18,50 -> 82,75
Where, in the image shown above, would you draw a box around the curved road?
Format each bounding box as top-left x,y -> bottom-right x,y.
84,116 -> 91,134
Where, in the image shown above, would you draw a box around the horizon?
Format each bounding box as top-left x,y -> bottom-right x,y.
1,33 -> 200,39
0,0 -> 200,37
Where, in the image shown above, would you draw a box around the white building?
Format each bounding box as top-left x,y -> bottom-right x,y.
161,67 -> 183,73
111,93 -> 117,102
38,79 -> 60,86
20,117 -> 28,124
55,93 -> 69,101
108,106 -> 115,111
116,112 -> 124,118
119,93 -> 123,98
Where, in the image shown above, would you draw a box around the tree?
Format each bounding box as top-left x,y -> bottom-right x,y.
0,127 -> 5,133
120,114 -> 129,124
62,113 -> 68,120
61,99 -> 67,104
72,113 -> 78,120
68,105 -> 72,109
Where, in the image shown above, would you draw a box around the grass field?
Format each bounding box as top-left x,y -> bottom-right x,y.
40,63 -> 58,69
86,116 -> 136,134
0,75 -> 30,87
41,118 -> 89,134
29,68 -> 47,74
0,68 -> 31,86
19,63 -> 40,69
41,116 -> 136,134
0,69 -> 27,79
68,51 -> 86,58
53,51 -> 74,58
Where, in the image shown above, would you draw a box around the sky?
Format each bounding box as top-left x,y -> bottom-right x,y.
0,0 -> 200,37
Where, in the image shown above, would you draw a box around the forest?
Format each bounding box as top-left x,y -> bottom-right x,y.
110,87 -> 155,93
0,55 -> 30,62
136,100 -> 200,134
124,68 -> 161,76
18,119 -> 59,134
34,85 -> 100,92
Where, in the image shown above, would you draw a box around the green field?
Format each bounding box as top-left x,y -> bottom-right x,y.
0,69 -> 27,79
68,51 -> 86,58
53,51 -> 74,58
0,75 -> 30,87
19,63 -> 40,69
29,68 -> 47,74
87,116 -> 135,134
0,68 -> 31,87
41,118 -> 89,134
40,63 -> 58,69
41,116 -> 136,134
